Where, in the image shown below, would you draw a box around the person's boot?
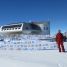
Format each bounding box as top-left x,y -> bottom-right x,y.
61,45 -> 65,52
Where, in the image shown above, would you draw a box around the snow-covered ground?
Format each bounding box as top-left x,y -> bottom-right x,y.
0,50 -> 67,67
0,34 -> 67,67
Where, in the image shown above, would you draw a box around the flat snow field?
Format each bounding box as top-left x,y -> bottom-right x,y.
0,50 -> 67,67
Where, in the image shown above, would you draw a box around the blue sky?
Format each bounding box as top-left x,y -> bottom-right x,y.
0,0 -> 67,35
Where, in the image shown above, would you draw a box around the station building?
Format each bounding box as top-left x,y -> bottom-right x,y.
0,21 -> 50,35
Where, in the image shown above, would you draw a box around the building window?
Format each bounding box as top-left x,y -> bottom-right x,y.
26,27 -> 29,30
9,28 -> 11,30
44,27 -> 48,30
7,28 -> 9,30
12,28 -> 14,30
4,28 -> 6,30
18,27 -> 20,29
46,27 -> 48,30
44,27 -> 46,30
2,29 -> 4,31
15,28 -> 17,29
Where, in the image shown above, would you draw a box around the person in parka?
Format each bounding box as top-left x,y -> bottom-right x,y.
56,30 -> 65,52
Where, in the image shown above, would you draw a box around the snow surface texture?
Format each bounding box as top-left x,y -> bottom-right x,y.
0,35 -> 67,67
0,41 -> 58,50
0,35 -> 67,50
0,50 -> 67,67
0,41 -> 67,50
